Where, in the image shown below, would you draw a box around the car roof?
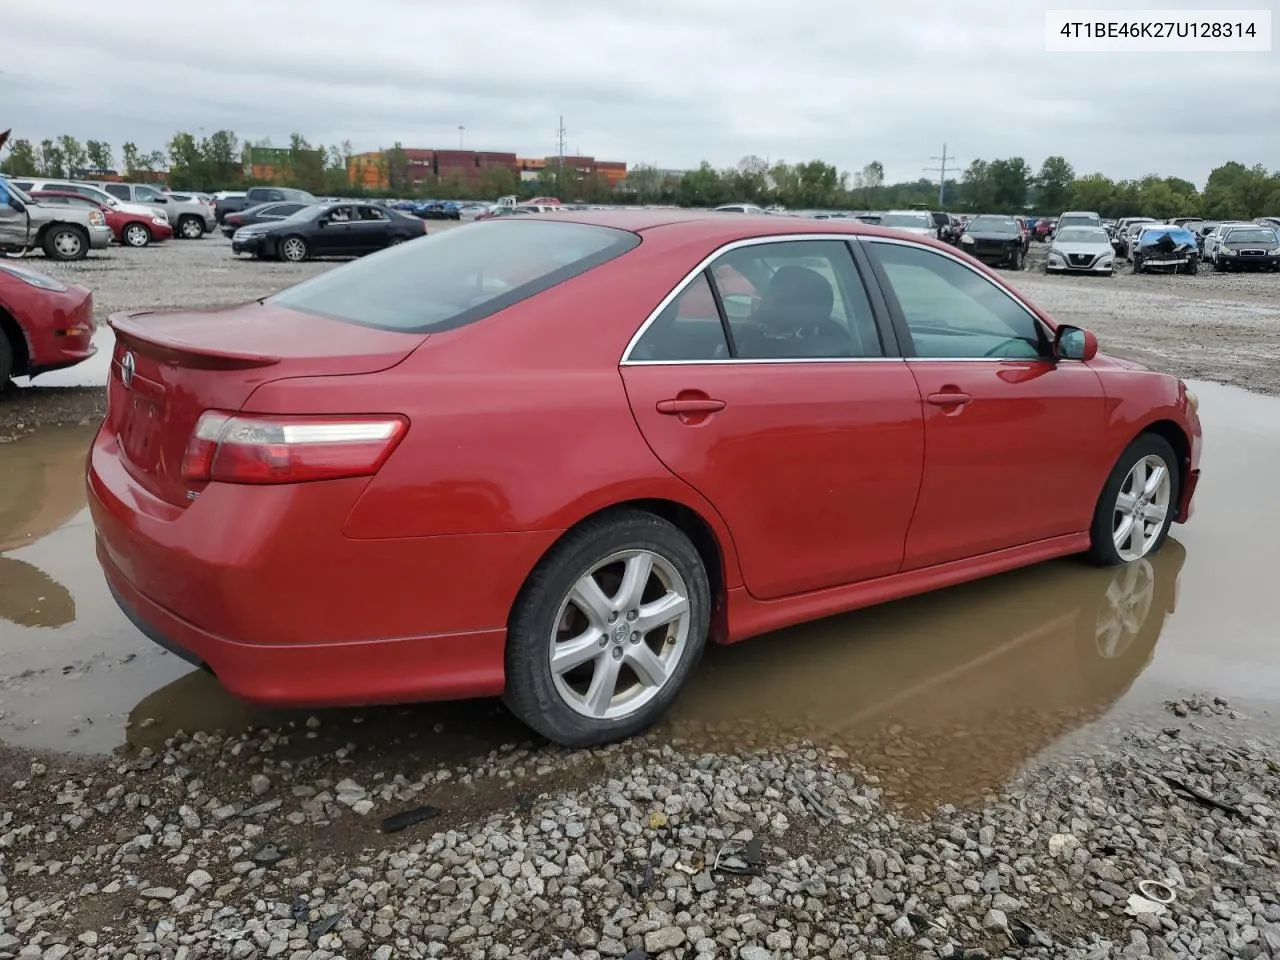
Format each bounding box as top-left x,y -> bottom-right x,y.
512,209 -> 947,246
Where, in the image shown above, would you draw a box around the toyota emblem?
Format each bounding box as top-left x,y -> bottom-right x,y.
120,351 -> 136,388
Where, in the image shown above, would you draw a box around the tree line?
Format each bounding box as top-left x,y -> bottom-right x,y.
2,130 -> 1277,220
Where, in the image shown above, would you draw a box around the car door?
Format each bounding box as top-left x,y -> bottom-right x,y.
0,180 -> 30,248
348,205 -> 393,253
620,237 -> 926,600
860,236 -> 1108,571
313,205 -> 358,255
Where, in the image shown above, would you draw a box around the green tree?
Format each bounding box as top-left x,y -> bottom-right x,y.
167,131 -> 204,187
1035,155 -> 1074,213
57,135 -> 88,176
38,139 -> 65,177
677,162 -> 728,207
203,130 -> 242,187
1066,173 -> 1117,214
0,138 -> 39,176
987,157 -> 1030,211
621,163 -> 665,204
84,139 -> 115,173
479,164 -> 518,200
960,159 -> 993,211
121,142 -> 141,176
729,155 -> 770,203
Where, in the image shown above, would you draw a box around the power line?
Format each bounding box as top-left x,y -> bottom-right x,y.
923,142 -> 957,207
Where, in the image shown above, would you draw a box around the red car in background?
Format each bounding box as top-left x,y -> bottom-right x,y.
88,212 -> 1201,748
0,259 -> 96,388
29,190 -> 173,248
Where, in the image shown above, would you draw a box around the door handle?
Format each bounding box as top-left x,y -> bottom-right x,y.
926,391 -> 972,406
656,398 -> 726,415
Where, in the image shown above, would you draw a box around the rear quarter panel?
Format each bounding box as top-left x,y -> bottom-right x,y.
239,233 -> 751,587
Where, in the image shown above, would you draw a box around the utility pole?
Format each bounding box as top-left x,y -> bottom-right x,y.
555,116 -> 568,196
458,125 -> 465,149
924,142 -> 954,207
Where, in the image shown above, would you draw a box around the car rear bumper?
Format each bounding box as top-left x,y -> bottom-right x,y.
87,426 -> 559,707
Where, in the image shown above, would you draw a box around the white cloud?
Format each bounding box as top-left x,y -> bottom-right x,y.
2,0 -> 1275,185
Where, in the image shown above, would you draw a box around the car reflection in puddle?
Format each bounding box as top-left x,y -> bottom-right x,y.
666,542 -> 1184,811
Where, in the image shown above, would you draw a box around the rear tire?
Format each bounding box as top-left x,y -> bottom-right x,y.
503,509 -> 711,747
1085,433 -> 1180,567
280,236 -> 309,262
178,216 -> 204,239
42,225 -> 88,262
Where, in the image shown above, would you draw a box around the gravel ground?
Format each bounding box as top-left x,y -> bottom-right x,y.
3,702 -> 1277,960
2,231 -> 1279,435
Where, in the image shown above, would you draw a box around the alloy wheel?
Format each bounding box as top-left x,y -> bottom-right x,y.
549,550 -> 692,720
54,231 -> 83,258
125,224 -> 149,247
1112,454 -> 1172,561
282,238 -> 306,261
1094,557 -> 1155,657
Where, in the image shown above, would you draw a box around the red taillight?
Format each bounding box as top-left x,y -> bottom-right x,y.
181,412 -> 408,485
227,214 -> 242,225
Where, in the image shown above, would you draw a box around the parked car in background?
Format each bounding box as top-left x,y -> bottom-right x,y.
220,201 -> 311,238
211,191 -> 247,224
230,202 -> 428,261
1116,219 -> 1159,259
1131,224 -> 1199,274
958,214 -> 1026,269
29,190 -> 174,247
9,178 -> 162,225
1254,216 -> 1280,231
878,209 -> 938,239
0,257 -> 96,388
0,177 -> 112,261
1054,211 -> 1103,236
1046,225 -> 1116,276
87,181 -> 215,239
88,212 -> 1202,746
713,203 -> 767,214
1210,224 -> 1280,271
1201,221 -> 1254,264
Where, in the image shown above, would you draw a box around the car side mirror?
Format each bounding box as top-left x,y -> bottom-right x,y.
7,196 -> 24,213
153,196 -> 169,203
1055,325 -> 1097,362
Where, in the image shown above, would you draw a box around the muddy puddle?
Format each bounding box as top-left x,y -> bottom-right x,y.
2,379 -> 1277,809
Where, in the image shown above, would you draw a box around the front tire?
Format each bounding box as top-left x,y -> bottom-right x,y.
1010,248 -> 1023,270
504,509 -> 711,747
0,332 -> 13,388
279,236 -> 309,262
1085,434 -> 1180,567
123,223 -> 152,247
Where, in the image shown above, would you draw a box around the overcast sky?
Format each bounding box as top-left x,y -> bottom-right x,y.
3,0 -> 1275,186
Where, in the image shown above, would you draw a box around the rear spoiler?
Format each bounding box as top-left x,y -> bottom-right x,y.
109,311 -> 282,370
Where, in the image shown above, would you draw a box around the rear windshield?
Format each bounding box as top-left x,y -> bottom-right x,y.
880,213 -> 930,228
1058,214 -> 1100,228
268,219 -> 641,333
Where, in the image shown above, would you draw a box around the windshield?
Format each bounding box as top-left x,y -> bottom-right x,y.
1224,228 -> 1277,244
880,213 -> 930,228
1057,214 -> 1100,229
1056,227 -> 1109,244
968,216 -> 1019,235
269,219 -> 641,333
2,178 -> 35,205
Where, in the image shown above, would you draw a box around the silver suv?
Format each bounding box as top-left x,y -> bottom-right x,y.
0,176 -> 112,260
88,181 -> 216,239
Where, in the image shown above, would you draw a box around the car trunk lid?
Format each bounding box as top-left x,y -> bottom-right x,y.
106,302 -> 425,507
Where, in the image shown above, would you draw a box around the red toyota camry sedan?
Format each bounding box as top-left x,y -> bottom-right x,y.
0,260 -> 96,388
87,212 -> 1202,746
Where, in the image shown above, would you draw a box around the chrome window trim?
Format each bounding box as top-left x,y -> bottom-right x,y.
863,235 -> 1056,355
619,232 -> 887,366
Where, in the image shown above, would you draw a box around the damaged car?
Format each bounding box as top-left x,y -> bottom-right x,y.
958,214 -> 1026,269
1131,224 -> 1199,275
1046,225 -> 1115,276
